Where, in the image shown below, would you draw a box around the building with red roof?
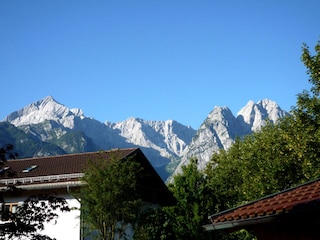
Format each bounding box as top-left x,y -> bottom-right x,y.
204,178 -> 320,240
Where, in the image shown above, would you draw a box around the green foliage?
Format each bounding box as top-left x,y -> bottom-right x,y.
165,158 -> 227,240
301,41 -> 320,96
0,143 -> 18,163
291,40 -> 320,180
166,158 -> 207,239
206,138 -> 246,210
206,119 -> 312,206
134,207 -> 174,240
79,152 -> 142,240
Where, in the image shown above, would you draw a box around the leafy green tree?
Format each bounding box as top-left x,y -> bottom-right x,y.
0,144 -> 18,163
207,119 -> 308,204
205,138 -> 247,209
291,40 -> 320,178
166,158 -> 228,240
79,152 -> 142,240
134,159 -> 237,240
133,207 -> 174,240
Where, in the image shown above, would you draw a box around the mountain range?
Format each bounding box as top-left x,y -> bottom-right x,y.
1,96 -> 289,181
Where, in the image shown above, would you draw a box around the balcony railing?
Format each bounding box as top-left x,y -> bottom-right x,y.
0,173 -> 84,186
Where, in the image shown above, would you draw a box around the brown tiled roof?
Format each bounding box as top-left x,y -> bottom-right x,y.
0,148 -> 136,180
209,178 -> 320,228
0,148 -> 140,188
0,148 -> 176,206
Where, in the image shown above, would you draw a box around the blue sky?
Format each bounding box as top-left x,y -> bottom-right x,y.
0,1 -> 319,129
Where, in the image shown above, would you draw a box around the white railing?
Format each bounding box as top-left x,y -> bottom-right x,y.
0,173 -> 84,186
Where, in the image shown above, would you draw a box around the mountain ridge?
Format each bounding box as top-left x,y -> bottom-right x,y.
1,96 -> 289,181
173,99 -> 289,176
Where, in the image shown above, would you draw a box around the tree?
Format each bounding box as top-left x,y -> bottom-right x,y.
204,40 -> 320,239
0,145 -> 70,240
292,40 -> 320,178
133,207 -> 174,240
166,158 -> 207,239
134,158 -> 234,240
0,144 -> 18,163
79,152 -> 142,240
166,158 -> 229,240
205,138 -> 247,210
206,119 -> 312,204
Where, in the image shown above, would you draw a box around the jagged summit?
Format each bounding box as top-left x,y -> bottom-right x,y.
237,99 -> 289,131
41,95 -> 58,104
109,117 -> 196,158
206,106 -> 235,124
3,96 -> 84,128
172,99 -> 289,177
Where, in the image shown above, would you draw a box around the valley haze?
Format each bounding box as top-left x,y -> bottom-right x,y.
1,96 -> 289,181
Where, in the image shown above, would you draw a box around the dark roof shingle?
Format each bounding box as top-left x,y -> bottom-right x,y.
0,148 -> 137,184
0,148 -> 176,206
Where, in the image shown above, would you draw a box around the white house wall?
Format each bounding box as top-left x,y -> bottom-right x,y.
41,197 -> 81,240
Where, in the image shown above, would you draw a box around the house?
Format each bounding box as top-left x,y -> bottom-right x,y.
0,148 -> 175,240
204,178 -> 320,240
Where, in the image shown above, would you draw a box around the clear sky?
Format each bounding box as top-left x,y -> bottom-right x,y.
0,1 -> 319,129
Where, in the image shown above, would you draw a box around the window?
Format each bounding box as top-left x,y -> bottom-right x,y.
0,167 -> 10,174
0,202 -> 22,221
22,165 -> 38,173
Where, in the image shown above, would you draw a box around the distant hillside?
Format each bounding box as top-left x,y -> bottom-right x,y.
0,122 -> 66,158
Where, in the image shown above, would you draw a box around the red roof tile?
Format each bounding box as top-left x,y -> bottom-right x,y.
210,179 -> 320,225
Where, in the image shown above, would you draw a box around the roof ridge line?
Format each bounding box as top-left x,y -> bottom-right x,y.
9,148 -> 139,161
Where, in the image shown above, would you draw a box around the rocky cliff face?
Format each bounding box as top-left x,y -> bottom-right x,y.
173,99 -> 290,176
237,99 -> 288,132
108,117 -> 195,159
2,96 -> 289,181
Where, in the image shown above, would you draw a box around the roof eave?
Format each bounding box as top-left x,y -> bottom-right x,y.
0,181 -> 82,192
204,215 -> 276,231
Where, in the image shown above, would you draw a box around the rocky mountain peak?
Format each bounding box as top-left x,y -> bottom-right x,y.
237,99 -> 289,131
206,106 -> 235,125
172,99 -> 289,178
3,96 -> 84,129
